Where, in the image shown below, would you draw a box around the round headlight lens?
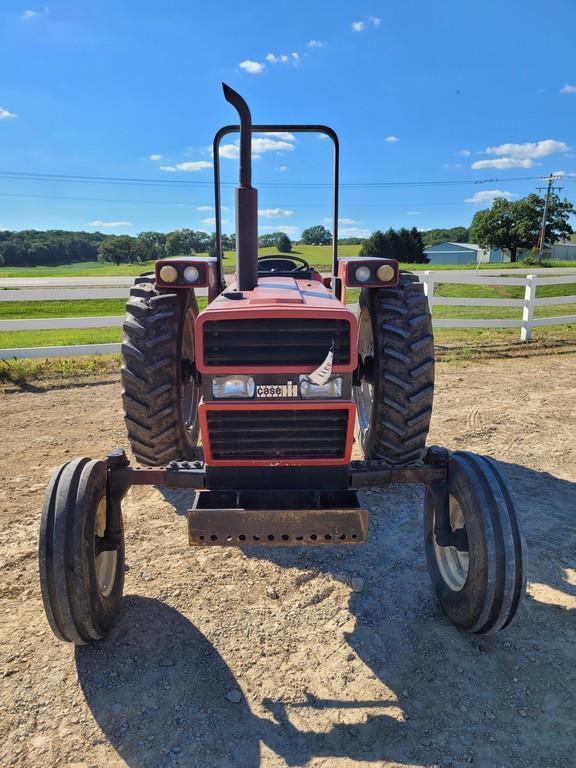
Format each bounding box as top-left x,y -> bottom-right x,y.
355,265 -> 372,283
183,265 -> 200,283
376,264 -> 395,282
159,265 -> 178,283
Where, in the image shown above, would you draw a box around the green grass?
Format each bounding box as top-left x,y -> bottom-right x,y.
0,299 -> 127,319
3,249 -> 575,278
0,327 -> 122,349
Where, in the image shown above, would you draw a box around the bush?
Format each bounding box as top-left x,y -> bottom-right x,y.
276,233 -> 292,253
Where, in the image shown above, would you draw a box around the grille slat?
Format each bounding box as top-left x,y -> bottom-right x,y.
203,318 -> 350,367
207,409 -> 349,460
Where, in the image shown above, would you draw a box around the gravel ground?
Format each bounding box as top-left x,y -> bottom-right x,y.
1,353 -> 575,768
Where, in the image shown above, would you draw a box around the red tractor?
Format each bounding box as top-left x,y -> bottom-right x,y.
39,85 -> 526,644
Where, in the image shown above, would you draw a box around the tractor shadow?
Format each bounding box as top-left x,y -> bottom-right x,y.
75,596 -> 414,768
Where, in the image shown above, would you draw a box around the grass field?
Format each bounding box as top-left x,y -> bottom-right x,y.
0,249 -> 575,351
2,247 -> 575,278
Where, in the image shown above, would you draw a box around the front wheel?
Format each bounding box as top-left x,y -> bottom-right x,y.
39,458 -> 125,644
424,451 -> 526,634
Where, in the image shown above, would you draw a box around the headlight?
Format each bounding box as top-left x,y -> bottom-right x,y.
212,375 -> 255,399
159,265 -> 178,283
376,264 -> 395,282
299,375 -> 343,399
183,265 -> 200,283
355,266 -> 371,283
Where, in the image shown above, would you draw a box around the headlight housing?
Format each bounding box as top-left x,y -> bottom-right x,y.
299,375 -> 343,399
212,375 -> 255,399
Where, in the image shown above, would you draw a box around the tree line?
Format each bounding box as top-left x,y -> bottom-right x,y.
0,192 -> 572,267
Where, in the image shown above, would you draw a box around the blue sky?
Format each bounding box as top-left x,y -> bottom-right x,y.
1,0 -> 575,238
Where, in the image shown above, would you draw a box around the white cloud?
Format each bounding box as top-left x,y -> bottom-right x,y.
262,225 -> 300,235
472,157 -> 535,170
340,227 -> 371,238
484,139 -> 569,159
385,135 -> 399,143
0,107 -> 17,119
318,134 -> 329,140
175,160 -> 213,171
201,217 -> 229,226
307,40 -> 327,48
352,17 -> 380,31
22,9 -> 40,20
404,211 -> 422,215
148,154 -> 163,161
324,217 -> 358,225
275,165 -> 288,172
90,220 -> 132,228
239,59 -> 264,74
369,16 -> 381,26
352,20 -> 365,31
197,205 -> 213,211
258,208 -> 295,218
258,131 -> 295,142
217,137 -> 295,160
265,52 -> 300,66
472,139 -> 570,170
252,137 -> 294,154
218,144 -> 240,159
560,83 -> 576,94
159,165 -> 177,172
266,53 -> 289,64
551,170 -> 576,178
465,189 -> 516,204
458,149 -> 471,157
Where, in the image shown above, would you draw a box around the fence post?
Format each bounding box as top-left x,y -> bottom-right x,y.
520,274 -> 537,342
422,270 -> 435,311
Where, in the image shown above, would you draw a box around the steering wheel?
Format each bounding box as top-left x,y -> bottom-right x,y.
257,255 -> 310,273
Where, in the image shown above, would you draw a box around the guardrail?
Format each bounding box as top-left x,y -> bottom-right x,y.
1,270 -> 575,358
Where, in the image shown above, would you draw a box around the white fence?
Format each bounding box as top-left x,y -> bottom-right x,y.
1,270 -> 575,359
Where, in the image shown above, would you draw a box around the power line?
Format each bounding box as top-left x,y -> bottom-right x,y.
0,191 -> 482,207
0,170 -> 566,190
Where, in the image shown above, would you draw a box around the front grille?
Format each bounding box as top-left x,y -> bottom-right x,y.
206,408 -> 349,460
202,318 -> 350,367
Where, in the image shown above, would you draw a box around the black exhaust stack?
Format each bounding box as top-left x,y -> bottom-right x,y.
222,83 -> 258,292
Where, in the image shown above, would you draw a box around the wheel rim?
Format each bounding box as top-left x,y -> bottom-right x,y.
181,310 -> 200,438
433,496 -> 470,592
94,497 -> 118,598
353,306 -> 373,447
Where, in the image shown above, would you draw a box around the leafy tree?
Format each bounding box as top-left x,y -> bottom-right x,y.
276,233 -> 292,253
135,231 -> 167,262
421,226 -> 469,247
98,236 -> 136,265
301,225 -> 332,246
470,193 -> 575,262
360,227 -> 427,263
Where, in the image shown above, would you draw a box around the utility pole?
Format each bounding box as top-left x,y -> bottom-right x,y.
536,174 -> 562,261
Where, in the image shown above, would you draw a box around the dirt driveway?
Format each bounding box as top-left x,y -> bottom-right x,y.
1,353 -> 575,768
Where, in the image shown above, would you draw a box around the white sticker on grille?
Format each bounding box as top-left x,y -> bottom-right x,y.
256,381 -> 298,398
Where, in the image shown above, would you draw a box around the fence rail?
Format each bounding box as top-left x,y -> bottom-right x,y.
1,270 -> 575,359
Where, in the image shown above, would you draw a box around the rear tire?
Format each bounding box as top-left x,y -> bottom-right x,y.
121,280 -> 200,466
39,459 -> 125,644
354,273 -> 434,464
423,451 -> 527,633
